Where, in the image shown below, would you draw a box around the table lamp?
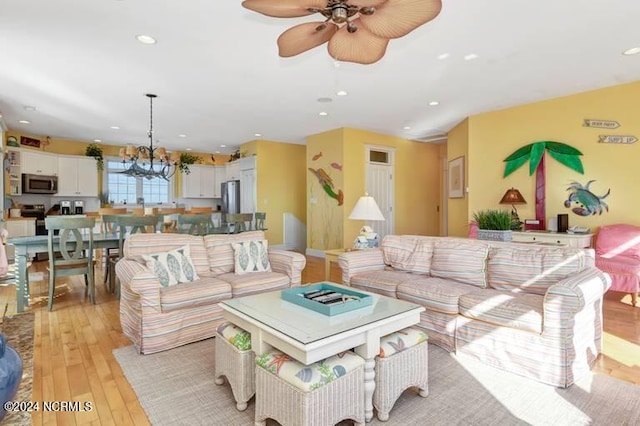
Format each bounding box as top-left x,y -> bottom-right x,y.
499,188 -> 526,230
348,193 -> 385,249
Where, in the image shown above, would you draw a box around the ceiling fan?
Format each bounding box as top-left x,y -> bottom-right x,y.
242,0 -> 442,64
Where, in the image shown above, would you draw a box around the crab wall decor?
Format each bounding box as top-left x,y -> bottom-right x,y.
564,180 -> 611,216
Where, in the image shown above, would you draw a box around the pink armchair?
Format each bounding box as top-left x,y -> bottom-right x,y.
595,224 -> 640,306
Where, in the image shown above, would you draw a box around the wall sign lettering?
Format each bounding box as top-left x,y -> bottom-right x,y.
598,135 -> 637,144
583,119 -> 620,129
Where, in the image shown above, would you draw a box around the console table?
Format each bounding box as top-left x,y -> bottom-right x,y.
512,231 -> 593,248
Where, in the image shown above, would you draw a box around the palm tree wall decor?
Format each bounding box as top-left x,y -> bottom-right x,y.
503,141 -> 584,222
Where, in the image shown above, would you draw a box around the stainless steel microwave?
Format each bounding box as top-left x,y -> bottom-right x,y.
22,173 -> 58,194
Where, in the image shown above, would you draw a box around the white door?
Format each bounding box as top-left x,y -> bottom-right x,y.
366,147 -> 394,242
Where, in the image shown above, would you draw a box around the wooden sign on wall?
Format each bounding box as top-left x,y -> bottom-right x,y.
598,135 -> 637,144
583,119 -> 620,129
20,136 -> 40,148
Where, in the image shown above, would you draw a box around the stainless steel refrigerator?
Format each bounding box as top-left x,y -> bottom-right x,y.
221,180 -> 240,223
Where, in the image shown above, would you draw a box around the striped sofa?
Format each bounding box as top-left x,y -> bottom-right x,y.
338,235 -> 611,387
116,231 -> 306,354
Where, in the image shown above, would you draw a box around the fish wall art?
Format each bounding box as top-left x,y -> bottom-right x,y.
308,167 -> 344,206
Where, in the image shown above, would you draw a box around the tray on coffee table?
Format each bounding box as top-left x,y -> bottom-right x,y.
281,282 -> 372,316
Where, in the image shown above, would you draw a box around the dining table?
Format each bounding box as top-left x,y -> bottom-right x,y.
7,233 -> 120,313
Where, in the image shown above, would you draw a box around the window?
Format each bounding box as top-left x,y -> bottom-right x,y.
105,159 -> 170,204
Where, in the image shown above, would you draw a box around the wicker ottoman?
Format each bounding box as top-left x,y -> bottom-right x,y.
214,322 -> 255,411
373,327 -> 429,422
255,350 -> 365,426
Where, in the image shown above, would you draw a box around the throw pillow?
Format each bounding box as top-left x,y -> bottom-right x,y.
232,240 -> 271,275
142,245 -> 200,287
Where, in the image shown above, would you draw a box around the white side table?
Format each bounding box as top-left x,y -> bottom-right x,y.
512,231 -> 593,248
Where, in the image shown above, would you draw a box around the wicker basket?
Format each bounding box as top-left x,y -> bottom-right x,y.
477,229 -> 512,242
214,332 -> 255,411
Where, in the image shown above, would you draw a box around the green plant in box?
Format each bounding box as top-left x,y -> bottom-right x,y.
85,143 -> 104,171
472,209 -> 512,230
178,152 -> 199,174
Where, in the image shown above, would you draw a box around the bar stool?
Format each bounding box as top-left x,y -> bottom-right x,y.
214,322 -> 255,411
255,350 -> 365,426
373,327 -> 429,421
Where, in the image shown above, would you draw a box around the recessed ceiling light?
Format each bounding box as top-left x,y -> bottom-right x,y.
336,90 -> 348,96
220,144 -> 227,148
464,53 -> 479,61
136,34 -> 157,45
254,133 -> 262,137
317,97 -> 332,103
319,111 -> 328,116
403,126 -> 411,130
185,148 -> 193,151
623,47 -> 640,55
215,151 -> 220,154
437,53 -> 450,60
93,139 -> 102,143
23,106 -> 36,111
178,134 -> 187,138
333,61 -> 341,68
110,126 -> 120,130
0,113 -> 3,118
18,120 -> 30,124
429,101 -> 440,106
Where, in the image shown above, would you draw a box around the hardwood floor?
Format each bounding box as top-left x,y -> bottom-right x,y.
0,256 -> 638,425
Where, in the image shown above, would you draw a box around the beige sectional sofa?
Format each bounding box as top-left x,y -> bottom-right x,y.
116,231 -> 306,354
338,235 -> 611,387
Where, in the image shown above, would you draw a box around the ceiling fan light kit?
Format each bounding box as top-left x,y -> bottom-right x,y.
242,0 -> 442,64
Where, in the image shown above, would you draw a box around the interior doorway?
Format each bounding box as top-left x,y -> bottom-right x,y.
365,146 -> 395,242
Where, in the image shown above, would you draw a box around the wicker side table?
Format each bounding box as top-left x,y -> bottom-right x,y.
373,334 -> 429,421
214,329 -> 255,411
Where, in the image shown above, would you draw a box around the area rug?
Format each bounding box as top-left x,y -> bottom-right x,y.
114,339 -> 640,426
1,309 -> 34,426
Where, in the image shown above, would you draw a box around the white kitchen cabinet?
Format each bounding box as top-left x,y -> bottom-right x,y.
240,168 -> 257,214
239,156 -> 256,171
21,150 -> 58,176
182,165 -> 216,198
213,166 -> 225,198
5,219 -> 36,238
226,160 -> 241,181
57,155 -> 99,196
7,150 -> 21,195
511,231 -> 593,248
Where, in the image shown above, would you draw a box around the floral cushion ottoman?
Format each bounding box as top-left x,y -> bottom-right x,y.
214,321 -> 254,411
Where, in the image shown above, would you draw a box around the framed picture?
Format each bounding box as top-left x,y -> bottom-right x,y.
448,156 -> 465,198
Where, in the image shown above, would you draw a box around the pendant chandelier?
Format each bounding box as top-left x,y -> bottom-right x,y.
118,93 -> 179,180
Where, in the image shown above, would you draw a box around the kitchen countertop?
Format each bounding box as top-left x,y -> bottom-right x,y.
4,217 -> 36,221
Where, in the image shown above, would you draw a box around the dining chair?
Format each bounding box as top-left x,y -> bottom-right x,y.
157,207 -> 186,232
226,213 -> 254,233
254,212 -> 266,230
109,215 -> 158,297
44,216 -> 96,311
177,213 -> 213,235
100,214 -> 133,292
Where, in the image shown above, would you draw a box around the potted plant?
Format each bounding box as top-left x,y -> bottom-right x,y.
472,209 -> 513,242
178,152 -> 199,174
85,143 -> 104,171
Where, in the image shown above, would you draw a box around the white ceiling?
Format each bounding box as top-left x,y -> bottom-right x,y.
0,0 -> 639,154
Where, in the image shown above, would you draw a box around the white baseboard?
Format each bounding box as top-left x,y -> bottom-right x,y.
305,248 -> 325,258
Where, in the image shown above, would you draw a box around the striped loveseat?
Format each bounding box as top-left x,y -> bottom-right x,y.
116,231 -> 306,354
338,235 -> 611,387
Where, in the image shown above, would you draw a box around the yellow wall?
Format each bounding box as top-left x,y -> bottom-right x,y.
307,127 -> 441,251
446,119 -> 470,236
250,140 -> 306,245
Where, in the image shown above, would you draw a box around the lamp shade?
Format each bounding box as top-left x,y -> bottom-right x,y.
348,195 -> 385,221
499,188 -> 526,205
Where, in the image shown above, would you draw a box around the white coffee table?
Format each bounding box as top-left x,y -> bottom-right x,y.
220,283 -> 425,423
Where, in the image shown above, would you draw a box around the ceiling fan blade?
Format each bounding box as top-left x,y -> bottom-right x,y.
278,22 -> 339,57
328,21 -> 389,64
359,0 -> 442,39
242,0 -> 325,18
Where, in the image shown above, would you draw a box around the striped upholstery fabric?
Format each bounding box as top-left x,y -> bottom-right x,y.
488,245 -> 594,295
397,277 -> 475,314
350,270 -> 415,298
430,240 -> 490,288
339,235 -> 611,387
204,231 -> 266,274
459,289 -> 544,334
124,233 -> 211,278
218,271 -> 290,297
117,231 -> 306,354
381,235 -> 434,274
160,276 -> 231,312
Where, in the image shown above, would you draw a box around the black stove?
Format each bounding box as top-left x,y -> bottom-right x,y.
20,204 -> 46,235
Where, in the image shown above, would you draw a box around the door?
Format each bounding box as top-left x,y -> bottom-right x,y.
366,146 -> 394,242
